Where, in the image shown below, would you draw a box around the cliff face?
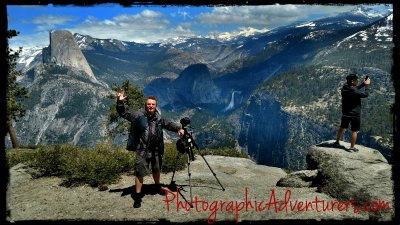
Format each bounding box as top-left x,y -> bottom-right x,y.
43,30 -> 97,83
9,29 -> 114,147
238,89 -> 334,170
306,141 -> 394,220
145,64 -> 221,110
238,90 -> 289,167
14,63 -> 112,147
173,64 -> 221,105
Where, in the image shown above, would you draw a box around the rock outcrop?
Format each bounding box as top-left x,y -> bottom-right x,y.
14,64 -> 112,147
279,140 -> 394,220
173,64 -> 221,105
43,30 -> 98,83
10,31 -> 112,148
145,64 -> 221,109
276,169 -> 318,188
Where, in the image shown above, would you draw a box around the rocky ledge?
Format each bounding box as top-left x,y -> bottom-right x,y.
278,140 -> 394,220
7,141 -> 393,222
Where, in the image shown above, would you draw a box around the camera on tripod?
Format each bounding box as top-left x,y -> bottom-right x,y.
170,117 -> 225,207
176,117 -> 196,161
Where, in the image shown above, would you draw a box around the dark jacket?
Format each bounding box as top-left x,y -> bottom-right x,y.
116,100 -> 181,157
341,82 -> 369,117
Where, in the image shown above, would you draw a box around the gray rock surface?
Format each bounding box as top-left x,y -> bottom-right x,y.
14,65 -> 113,147
276,170 -> 318,188
7,155 -> 371,222
44,30 -> 97,83
12,30 -> 113,148
8,163 -> 32,187
307,140 -> 394,220
145,64 -> 221,108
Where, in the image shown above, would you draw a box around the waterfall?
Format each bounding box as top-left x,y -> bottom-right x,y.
224,91 -> 240,112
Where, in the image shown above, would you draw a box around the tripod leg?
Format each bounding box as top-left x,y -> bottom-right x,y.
198,153 -> 225,191
170,153 -> 181,184
187,156 -> 194,208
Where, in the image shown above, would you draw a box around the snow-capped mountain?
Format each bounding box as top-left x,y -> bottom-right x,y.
337,13 -> 392,48
204,27 -> 270,42
71,32 -> 248,88
16,46 -> 43,73
15,5 -> 393,103
74,33 -> 137,51
351,5 -> 389,18
314,13 -> 393,67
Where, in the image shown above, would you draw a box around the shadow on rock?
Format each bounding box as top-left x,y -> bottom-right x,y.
316,141 -> 347,151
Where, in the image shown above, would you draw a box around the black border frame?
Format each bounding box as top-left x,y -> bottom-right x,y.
1,0 -> 398,224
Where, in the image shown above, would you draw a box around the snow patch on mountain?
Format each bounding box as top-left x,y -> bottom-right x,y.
303,30 -> 333,41
356,13 -> 393,43
159,27 -> 269,46
17,47 -> 43,68
160,36 -> 191,46
296,22 -> 316,28
75,34 -> 91,49
351,6 -> 386,18
207,27 -> 270,42
345,20 -> 363,25
359,31 -> 368,41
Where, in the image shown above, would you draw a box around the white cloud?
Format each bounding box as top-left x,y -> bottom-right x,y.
197,5 -> 356,28
178,9 -> 193,20
31,15 -> 77,31
9,4 -> 386,48
70,9 -> 193,43
9,31 -> 49,50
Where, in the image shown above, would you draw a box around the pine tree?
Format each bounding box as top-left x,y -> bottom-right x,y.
6,30 -> 29,148
105,80 -> 145,143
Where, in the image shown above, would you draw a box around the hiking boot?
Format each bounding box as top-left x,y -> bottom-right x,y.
133,198 -> 142,208
155,184 -> 165,195
133,193 -> 144,208
347,147 -> 359,153
332,141 -> 341,148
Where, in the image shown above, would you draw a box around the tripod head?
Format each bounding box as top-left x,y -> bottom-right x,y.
176,117 -> 198,161
180,117 -> 191,128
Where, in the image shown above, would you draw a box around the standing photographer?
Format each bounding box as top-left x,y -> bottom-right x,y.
334,73 -> 370,152
117,91 -> 184,208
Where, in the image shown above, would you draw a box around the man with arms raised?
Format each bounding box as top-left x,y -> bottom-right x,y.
117,91 -> 184,208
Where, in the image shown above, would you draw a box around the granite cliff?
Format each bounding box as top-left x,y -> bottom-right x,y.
42,30 -> 98,83
13,30 -> 112,147
238,89 -> 333,170
145,64 -> 221,110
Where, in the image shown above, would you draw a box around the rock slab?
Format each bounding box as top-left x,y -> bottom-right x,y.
306,140 -> 394,220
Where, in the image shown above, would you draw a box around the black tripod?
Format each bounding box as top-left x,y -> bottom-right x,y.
169,117 -> 225,208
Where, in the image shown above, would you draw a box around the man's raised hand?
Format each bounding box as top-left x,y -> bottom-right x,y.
117,90 -> 127,101
364,77 -> 371,85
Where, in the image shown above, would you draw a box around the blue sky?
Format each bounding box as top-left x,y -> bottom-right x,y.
7,4 -> 392,50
